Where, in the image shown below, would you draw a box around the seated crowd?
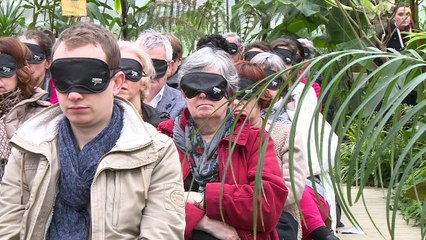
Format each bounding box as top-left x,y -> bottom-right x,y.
0,22 -> 339,240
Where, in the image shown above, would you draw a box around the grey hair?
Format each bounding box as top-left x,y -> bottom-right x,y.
179,47 -> 239,97
250,52 -> 286,72
223,32 -> 243,46
298,38 -> 315,59
136,29 -> 173,62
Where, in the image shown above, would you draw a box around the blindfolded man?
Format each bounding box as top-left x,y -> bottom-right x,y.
136,30 -> 186,121
0,23 -> 185,240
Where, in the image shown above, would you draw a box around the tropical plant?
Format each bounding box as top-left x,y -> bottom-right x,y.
2,0 -> 425,238
0,0 -> 26,36
293,48 -> 426,239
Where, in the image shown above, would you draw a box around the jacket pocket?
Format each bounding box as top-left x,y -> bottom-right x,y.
112,171 -> 121,227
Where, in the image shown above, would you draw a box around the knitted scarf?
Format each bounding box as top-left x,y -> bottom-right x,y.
46,103 -> 123,240
173,111 -> 234,192
0,90 -> 23,182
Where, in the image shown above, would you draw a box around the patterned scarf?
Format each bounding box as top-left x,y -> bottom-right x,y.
173,112 -> 234,193
0,90 -> 23,182
262,97 -> 292,129
46,103 -> 123,240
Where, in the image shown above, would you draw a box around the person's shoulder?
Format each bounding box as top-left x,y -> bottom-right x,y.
141,103 -> 162,127
270,122 -> 291,135
157,118 -> 176,137
164,85 -> 183,98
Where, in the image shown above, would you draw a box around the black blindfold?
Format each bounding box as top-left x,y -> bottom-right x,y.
152,59 -> 168,79
0,54 -> 17,77
303,47 -> 312,59
227,43 -> 239,55
120,58 -> 145,82
264,68 -> 282,90
244,51 -> 262,61
51,58 -> 112,93
274,48 -> 294,65
25,43 -> 46,64
180,72 -> 228,101
236,78 -> 258,100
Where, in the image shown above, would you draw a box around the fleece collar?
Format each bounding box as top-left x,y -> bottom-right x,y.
11,97 -> 155,153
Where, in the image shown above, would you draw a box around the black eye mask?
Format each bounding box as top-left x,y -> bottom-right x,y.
180,72 -> 228,101
152,59 -> 168,79
264,68 -> 283,90
51,58 -> 112,93
274,48 -> 294,65
24,43 -> 46,64
120,58 -> 145,82
244,51 -> 262,61
0,54 -> 17,77
227,42 -> 239,55
303,47 -> 312,59
236,78 -> 257,100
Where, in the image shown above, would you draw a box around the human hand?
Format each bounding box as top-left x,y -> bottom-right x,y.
185,191 -> 204,210
196,215 -> 240,240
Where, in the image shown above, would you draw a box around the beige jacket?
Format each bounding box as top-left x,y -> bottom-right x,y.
0,98 -> 185,240
269,123 -> 307,240
3,87 -> 50,139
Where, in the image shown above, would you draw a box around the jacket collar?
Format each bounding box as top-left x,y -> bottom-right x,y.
11,97 -> 156,154
13,87 -> 50,109
179,108 -> 251,146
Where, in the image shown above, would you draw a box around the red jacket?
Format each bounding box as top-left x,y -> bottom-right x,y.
158,109 -> 288,240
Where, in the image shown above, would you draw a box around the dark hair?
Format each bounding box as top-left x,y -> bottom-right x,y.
393,2 -> 411,16
271,36 -> 305,63
196,34 -> 230,53
244,41 -> 272,53
0,37 -> 36,98
22,29 -> 55,61
235,61 -> 273,109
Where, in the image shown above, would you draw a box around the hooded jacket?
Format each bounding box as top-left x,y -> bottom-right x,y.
158,109 -> 288,240
0,98 -> 185,239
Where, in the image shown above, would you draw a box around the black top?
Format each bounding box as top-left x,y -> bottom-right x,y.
141,102 -> 162,127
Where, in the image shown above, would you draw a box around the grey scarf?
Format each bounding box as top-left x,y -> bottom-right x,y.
46,103 -> 123,240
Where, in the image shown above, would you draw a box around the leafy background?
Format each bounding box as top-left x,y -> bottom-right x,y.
0,0 -> 425,238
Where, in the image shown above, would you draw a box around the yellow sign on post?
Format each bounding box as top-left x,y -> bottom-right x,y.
62,0 -> 87,17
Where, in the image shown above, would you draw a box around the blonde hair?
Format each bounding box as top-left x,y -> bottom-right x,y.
118,41 -> 155,100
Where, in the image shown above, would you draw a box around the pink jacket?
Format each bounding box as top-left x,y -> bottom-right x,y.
158,110 -> 288,240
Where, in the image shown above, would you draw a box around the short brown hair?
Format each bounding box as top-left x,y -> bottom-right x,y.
235,61 -> 273,109
22,29 -> 55,61
0,37 -> 36,98
53,22 -> 120,70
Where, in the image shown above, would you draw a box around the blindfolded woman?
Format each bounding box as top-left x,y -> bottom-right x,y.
19,29 -> 56,103
231,61 -> 307,240
118,41 -> 161,127
158,47 -> 288,240
0,37 -> 50,181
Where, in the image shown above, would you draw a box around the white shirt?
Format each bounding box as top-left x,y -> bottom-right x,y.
148,85 -> 166,108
